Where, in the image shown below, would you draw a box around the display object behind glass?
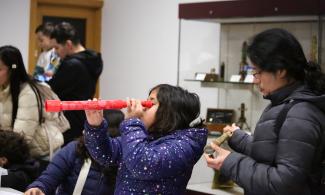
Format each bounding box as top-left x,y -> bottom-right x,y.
310,35 -> 318,63
237,103 -> 250,131
239,41 -> 248,82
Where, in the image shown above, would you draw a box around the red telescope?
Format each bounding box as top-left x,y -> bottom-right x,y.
45,100 -> 153,112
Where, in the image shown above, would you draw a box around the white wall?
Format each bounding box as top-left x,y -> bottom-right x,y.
0,0 -> 30,67
178,20 -> 221,118
100,0 -> 179,100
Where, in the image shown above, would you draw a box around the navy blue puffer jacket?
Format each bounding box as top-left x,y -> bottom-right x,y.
27,141 -> 115,195
84,118 -> 208,195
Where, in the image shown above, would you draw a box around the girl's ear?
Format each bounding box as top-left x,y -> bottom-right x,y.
0,157 -> 8,167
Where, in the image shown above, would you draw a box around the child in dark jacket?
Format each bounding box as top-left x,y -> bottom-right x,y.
0,130 -> 40,192
84,84 -> 208,194
24,109 -> 124,195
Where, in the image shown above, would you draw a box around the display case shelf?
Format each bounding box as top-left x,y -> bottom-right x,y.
184,79 -> 254,85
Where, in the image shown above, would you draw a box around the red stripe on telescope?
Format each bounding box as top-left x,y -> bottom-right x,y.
45,100 -> 153,112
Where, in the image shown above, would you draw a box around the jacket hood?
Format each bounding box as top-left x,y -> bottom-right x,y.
71,49 -> 103,79
265,82 -> 325,113
289,85 -> 325,113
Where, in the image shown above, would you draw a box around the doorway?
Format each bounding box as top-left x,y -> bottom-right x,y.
28,0 -> 103,96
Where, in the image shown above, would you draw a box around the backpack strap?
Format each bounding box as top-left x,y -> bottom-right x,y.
272,99 -> 303,165
72,158 -> 92,195
274,99 -> 304,136
275,99 -> 325,190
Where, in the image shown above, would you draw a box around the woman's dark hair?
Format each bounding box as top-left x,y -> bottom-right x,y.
148,84 -> 202,137
103,109 -> 125,137
51,22 -> 81,45
247,28 -> 325,94
0,130 -> 30,166
35,22 -> 55,37
0,45 -> 43,127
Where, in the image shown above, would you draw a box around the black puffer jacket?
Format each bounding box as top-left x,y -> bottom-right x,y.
49,49 -> 103,144
221,82 -> 325,195
1,159 -> 40,192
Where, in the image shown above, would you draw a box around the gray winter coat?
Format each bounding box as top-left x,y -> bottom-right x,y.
221,83 -> 325,195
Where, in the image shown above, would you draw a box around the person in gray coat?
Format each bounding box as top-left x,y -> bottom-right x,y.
205,28 -> 325,195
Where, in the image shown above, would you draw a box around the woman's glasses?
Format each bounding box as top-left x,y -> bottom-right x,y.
252,70 -> 263,79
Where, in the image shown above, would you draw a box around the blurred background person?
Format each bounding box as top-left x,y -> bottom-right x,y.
49,21 -> 103,145
34,22 -> 60,82
0,130 -> 40,192
0,45 -> 66,171
24,109 -> 124,195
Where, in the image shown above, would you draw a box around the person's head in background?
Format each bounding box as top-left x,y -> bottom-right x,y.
0,130 -> 30,168
0,45 -> 42,127
247,28 -> 325,97
143,84 -> 202,138
50,21 -> 85,59
103,109 -> 125,137
35,22 -> 55,52
78,109 -> 124,159
78,109 -> 124,186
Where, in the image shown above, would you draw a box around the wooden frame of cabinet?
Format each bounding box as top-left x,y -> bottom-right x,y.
179,0 -> 323,20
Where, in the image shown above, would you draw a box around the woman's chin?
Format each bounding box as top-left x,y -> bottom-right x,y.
259,89 -> 267,96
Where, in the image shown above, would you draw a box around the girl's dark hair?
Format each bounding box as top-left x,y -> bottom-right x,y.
51,22 -> 81,45
35,22 -> 55,37
0,130 -> 30,166
148,84 -> 202,137
247,28 -> 325,94
0,45 -> 43,127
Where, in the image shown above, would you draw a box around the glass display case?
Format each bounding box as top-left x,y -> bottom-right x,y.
177,0 -> 325,132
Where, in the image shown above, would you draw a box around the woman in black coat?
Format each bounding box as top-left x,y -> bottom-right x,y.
205,28 -> 325,195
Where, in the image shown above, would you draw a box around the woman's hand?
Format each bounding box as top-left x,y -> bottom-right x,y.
85,99 -> 104,127
223,123 -> 240,134
125,98 -> 144,119
204,142 -> 231,170
24,188 -> 45,195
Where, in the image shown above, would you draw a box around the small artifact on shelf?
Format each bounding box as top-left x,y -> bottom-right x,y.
219,62 -> 225,81
310,35 -> 318,63
194,72 -> 207,81
205,108 -> 234,132
237,103 -> 250,131
204,68 -> 218,82
239,41 -> 249,82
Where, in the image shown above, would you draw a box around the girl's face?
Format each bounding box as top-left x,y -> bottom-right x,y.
141,89 -> 159,129
0,60 -> 10,88
252,65 -> 288,96
36,32 -> 52,51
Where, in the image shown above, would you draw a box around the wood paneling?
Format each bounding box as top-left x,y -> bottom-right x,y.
179,0 -> 321,19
